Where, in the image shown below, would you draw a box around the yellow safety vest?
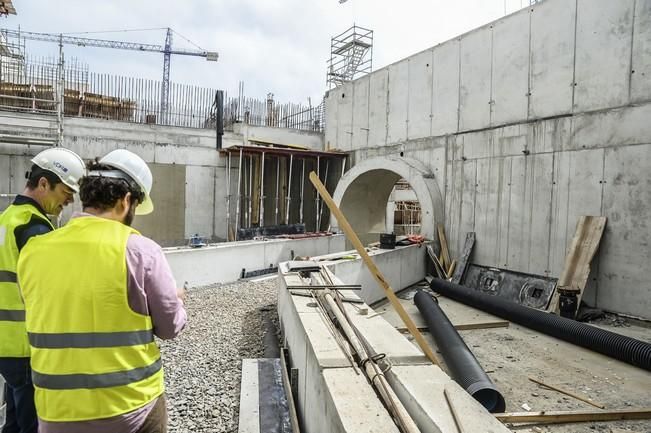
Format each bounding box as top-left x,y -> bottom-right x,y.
0,203 -> 54,358
17,216 -> 164,422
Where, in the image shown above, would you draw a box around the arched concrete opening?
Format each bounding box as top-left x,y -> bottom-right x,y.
331,156 -> 444,245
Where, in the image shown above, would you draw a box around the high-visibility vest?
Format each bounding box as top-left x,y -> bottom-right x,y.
17,216 -> 164,422
0,203 -> 54,358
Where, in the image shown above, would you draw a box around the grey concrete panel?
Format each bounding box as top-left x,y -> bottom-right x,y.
631,0 -> 651,102
493,124 -> 530,158
506,155 -> 527,270
367,69 -> 389,148
548,149 -> 605,278
324,91 -> 339,150
526,154 -> 554,275
460,129 -> 492,160
387,60 -> 409,144
444,160 -> 463,254
529,0 -> 576,118
459,160 -> 477,255
491,11 -> 531,126
459,26 -> 493,131
570,103 -> 651,150
473,157 -> 503,267
432,39 -> 461,136
531,117 -> 572,154
407,50 -> 434,140
598,144 -> 651,318
335,82 -> 354,152
574,0 -> 635,111
133,163 -> 186,247
351,76 -> 370,151
184,165 -> 216,239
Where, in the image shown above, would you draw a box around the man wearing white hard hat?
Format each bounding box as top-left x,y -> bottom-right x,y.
0,147 -> 86,433
17,149 -> 186,433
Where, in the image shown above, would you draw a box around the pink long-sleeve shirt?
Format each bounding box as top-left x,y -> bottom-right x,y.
39,214 -> 187,433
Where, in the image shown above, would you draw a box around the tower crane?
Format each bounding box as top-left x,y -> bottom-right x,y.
0,27 -> 219,120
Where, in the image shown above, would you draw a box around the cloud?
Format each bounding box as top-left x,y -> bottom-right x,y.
6,0 -> 530,104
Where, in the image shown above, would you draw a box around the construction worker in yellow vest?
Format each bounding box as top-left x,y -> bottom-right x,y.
0,147 -> 86,433
17,149 -> 186,433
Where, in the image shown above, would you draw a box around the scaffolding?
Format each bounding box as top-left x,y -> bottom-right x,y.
327,25 -> 373,89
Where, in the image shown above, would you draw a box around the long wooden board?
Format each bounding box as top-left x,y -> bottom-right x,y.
495,408 -> 651,424
451,232 -> 475,284
309,172 -> 442,367
549,216 -> 607,313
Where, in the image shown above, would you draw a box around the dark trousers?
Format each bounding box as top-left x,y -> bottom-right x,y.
0,358 -> 37,433
135,395 -> 167,433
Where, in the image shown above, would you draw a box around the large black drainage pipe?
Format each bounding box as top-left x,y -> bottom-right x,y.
430,279 -> 651,372
414,291 -> 506,413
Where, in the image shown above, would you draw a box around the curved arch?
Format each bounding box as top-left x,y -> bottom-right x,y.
331,156 -> 444,242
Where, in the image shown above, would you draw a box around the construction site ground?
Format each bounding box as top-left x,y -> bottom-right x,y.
373,282 -> 651,433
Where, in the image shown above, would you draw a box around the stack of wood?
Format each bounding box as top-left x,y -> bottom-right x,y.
427,225 -> 475,284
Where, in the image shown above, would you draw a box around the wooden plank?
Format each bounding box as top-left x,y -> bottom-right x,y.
438,224 -> 451,272
444,387 -> 468,433
528,377 -> 605,409
280,348 -> 301,433
495,408 -> 651,424
396,320 -> 510,333
309,171 -> 442,367
426,245 -> 446,278
451,232 -> 475,284
549,216 -> 607,313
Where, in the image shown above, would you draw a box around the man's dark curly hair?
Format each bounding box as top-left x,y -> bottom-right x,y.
79,163 -> 145,211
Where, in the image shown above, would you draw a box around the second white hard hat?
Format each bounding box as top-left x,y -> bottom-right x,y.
31,147 -> 86,193
98,149 -> 154,215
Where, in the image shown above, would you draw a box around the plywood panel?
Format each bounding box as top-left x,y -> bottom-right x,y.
491,10 -> 531,125
631,0 -> 651,102
598,144 -> 651,318
351,76 -> 370,151
574,0 -> 635,111
335,82 -> 354,152
368,69 -> 389,148
432,39 -> 460,136
387,61 -> 409,144
529,0 -> 576,118
407,50 -> 433,140
459,26 -> 493,131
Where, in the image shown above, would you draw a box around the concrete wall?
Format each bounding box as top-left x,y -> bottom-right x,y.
324,0 -> 651,318
165,234 -> 345,287
0,113 -> 327,246
234,123 -> 324,151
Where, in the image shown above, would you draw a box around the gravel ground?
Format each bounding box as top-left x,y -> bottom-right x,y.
159,278 -> 278,433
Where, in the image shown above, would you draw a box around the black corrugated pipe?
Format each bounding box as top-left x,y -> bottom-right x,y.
430,279 -> 651,372
414,291 -> 506,413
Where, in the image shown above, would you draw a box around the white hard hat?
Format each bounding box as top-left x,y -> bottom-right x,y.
98,149 -> 154,215
31,147 -> 86,193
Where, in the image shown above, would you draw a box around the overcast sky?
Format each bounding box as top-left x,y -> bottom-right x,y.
5,0 -> 530,105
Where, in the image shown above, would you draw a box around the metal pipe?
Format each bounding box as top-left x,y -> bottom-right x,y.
285,153 -> 294,225
235,148 -> 243,240
430,279 -> 651,372
299,159 -> 305,224
315,156 -> 320,232
414,291 -> 506,413
274,156 -> 280,225
226,152 -> 231,241
259,152 -> 265,227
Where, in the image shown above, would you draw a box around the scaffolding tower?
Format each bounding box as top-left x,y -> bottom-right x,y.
327,25 -> 373,89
